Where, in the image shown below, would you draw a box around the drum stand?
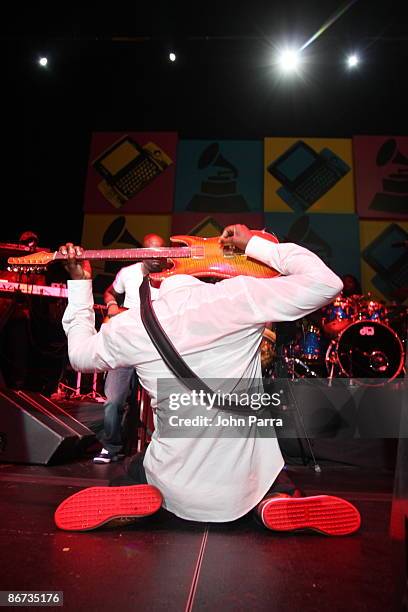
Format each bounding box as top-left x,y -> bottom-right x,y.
280,342 -> 319,380
326,340 -> 357,387
326,340 -> 337,386
274,345 -> 321,472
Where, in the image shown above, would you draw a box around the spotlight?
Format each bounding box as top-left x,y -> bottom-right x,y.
347,54 -> 359,68
38,57 -> 48,67
169,52 -> 176,62
277,48 -> 301,73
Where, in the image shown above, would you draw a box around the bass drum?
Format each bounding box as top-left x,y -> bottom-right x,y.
333,320 -> 404,385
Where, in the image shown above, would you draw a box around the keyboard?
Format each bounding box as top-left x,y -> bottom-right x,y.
0,281 -> 68,298
116,159 -> 161,198
0,282 -> 107,317
0,243 -> 50,256
294,166 -> 340,204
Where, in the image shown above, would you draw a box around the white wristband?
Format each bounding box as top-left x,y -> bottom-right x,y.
106,300 -> 118,308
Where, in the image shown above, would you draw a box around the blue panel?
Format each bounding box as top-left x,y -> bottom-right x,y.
175,140 -> 263,212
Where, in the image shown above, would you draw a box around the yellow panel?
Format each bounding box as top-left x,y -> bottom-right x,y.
81,214 -> 172,248
264,137 -> 354,213
81,214 -> 172,291
189,217 -> 225,237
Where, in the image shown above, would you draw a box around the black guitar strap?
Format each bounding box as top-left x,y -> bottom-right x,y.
139,276 -> 262,415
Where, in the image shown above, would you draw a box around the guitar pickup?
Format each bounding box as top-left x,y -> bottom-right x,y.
222,245 -> 236,258
190,246 -> 205,259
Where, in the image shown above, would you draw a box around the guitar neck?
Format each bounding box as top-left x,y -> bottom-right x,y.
52,246 -> 203,262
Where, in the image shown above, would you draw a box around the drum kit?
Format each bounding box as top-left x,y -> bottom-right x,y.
261,293 -> 407,386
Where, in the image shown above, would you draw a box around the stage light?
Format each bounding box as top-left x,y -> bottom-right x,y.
277,48 -> 301,73
38,57 -> 48,67
347,54 -> 359,68
169,52 -> 176,62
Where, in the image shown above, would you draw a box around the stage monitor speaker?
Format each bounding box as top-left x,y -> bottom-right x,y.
0,388 -> 95,465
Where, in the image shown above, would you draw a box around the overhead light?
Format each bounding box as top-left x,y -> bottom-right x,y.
277,48 -> 301,73
169,52 -> 176,62
38,57 -> 48,67
347,54 -> 359,68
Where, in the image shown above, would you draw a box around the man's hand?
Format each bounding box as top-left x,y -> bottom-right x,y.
58,243 -> 92,280
219,224 -> 254,251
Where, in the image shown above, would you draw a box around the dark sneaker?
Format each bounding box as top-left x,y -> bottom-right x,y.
93,449 -> 122,464
54,484 -> 162,531
257,493 -> 361,536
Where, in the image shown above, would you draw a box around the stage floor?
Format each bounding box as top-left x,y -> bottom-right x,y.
0,458 -> 400,611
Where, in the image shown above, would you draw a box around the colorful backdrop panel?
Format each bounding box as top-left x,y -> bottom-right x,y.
174,140 -> 263,213
81,214 -> 172,298
353,136 -> 408,220
171,213 -> 265,237
265,213 -> 361,280
83,132 -> 178,214
264,138 -> 354,214
360,220 -> 408,303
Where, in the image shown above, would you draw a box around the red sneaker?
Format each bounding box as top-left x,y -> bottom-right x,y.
54,484 -> 163,531
257,493 -> 361,536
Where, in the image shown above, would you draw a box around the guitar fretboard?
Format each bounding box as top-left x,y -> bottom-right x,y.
53,246 -> 204,262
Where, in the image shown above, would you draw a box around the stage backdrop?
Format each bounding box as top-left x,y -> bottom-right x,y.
80,132 -> 408,306
83,132 -> 178,214
353,136 -> 408,220
264,137 -> 354,214
265,213 -> 361,282
174,140 -> 263,213
360,220 -> 408,303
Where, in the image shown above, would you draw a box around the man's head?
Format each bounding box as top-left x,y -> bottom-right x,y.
143,233 -> 165,249
342,274 -> 361,296
142,233 -> 167,274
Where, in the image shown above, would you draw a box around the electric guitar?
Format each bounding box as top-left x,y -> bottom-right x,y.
7,230 -> 280,283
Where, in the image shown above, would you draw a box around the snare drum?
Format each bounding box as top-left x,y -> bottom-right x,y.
322,297 -> 356,337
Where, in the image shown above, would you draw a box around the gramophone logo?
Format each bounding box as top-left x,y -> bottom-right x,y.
92,217 -> 142,295
186,143 -> 249,212
284,215 -> 333,266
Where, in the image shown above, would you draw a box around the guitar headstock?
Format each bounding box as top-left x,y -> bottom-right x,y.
7,251 -> 55,273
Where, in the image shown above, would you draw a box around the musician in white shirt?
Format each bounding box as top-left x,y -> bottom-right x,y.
93,233 -> 164,464
54,225 -> 361,536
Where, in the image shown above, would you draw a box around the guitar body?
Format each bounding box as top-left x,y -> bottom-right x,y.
149,230 -> 280,283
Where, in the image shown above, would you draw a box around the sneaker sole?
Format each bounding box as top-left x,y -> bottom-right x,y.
54,485 -> 162,531
261,495 -> 361,536
93,454 -> 124,464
